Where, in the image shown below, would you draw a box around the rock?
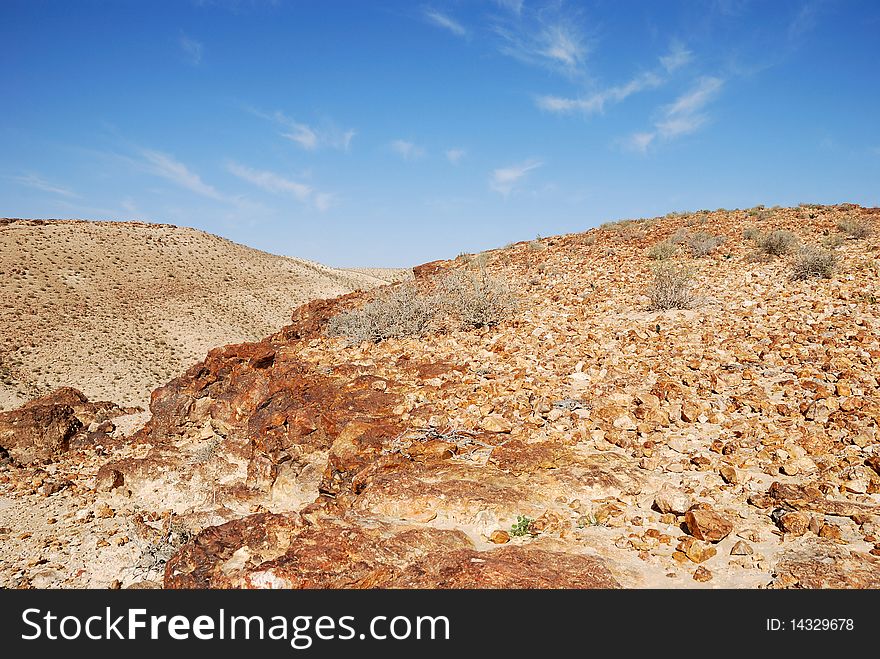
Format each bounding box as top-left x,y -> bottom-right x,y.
677,537 -> 717,563
818,523 -> 842,540
164,512 -> 620,589
719,465 -> 738,484
779,511 -> 811,536
781,462 -> 799,476
730,540 -> 753,556
0,388 -> 128,464
685,508 -> 734,542
770,541 -> 880,588
95,466 -> 124,493
693,566 -> 713,582
489,530 -> 510,544
480,415 -> 513,433
654,485 -> 691,515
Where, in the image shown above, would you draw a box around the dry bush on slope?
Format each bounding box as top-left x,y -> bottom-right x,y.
648,263 -> 694,311
756,230 -> 798,256
687,231 -> 726,257
326,283 -> 434,343
790,247 -> 838,280
436,269 -> 517,330
838,217 -> 873,239
326,270 -> 516,343
646,241 -> 677,260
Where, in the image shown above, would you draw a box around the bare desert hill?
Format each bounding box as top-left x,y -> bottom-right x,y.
0,218 -> 408,410
2,203 -> 879,590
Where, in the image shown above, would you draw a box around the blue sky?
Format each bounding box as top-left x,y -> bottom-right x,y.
2,0 -> 879,267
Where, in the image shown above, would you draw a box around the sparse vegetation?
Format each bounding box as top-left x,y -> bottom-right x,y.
510,515 -> 533,537
646,241 -> 677,260
648,263 -> 694,310
669,228 -> 690,244
436,270 -> 517,330
687,232 -> 726,257
756,230 -> 798,256
327,269 -> 516,342
838,217 -> 872,239
790,247 -> 838,280
326,283 -> 434,343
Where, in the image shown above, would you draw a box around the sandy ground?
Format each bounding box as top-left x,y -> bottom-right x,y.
0,218 -> 407,410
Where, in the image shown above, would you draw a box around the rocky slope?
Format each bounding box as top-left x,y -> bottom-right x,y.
0,218 -> 407,410
2,204 -> 879,589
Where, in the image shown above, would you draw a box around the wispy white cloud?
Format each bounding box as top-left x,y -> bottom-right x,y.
494,9 -> 590,77
445,148 -> 466,164
659,76 -> 724,133
283,122 -> 318,150
624,132 -> 656,154
10,172 -> 78,198
788,0 -> 825,42
423,8 -> 467,37
537,71 -> 663,115
537,41 -> 694,115
226,162 -> 311,201
626,76 -> 725,152
391,139 -> 426,161
313,192 -> 335,212
660,41 -> 693,73
226,161 -> 333,211
250,108 -> 355,152
139,149 -> 229,200
490,159 -> 542,196
494,0 -> 524,14
179,32 -> 204,65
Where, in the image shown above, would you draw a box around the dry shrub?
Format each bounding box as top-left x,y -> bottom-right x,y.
669,228 -> 690,245
790,247 -> 838,280
647,241 -> 677,260
688,232 -> 726,257
326,270 -> 516,343
837,217 -> 873,239
326,283 -> 434,343
756,230 -> 798,256
436,270 -> 517,329
648,263 -> 694,310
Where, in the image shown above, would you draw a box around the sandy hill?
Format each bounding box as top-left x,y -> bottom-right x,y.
0,218 -> 408,410
1,203 -> 879,590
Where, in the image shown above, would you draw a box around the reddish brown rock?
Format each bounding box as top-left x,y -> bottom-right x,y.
684,508 -> 734,543
0,387 -> 129,464
677,537 -> 717,563
693,566 -> 713,582
770,542 -> 880,588
388,546 -> 620,589
489,530 -> 510,544
779,511 -> 811,536
164,510 -> 618,589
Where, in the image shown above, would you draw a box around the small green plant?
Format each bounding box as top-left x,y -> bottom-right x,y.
510,515 -> 533,537
577,513 -> 600,528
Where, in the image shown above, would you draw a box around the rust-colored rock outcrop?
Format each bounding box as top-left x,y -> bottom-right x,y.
0,387 -> 132,464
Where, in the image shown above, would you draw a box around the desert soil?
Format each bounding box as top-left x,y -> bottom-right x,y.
2,205 -> 879,589
0,218 -> 408,411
